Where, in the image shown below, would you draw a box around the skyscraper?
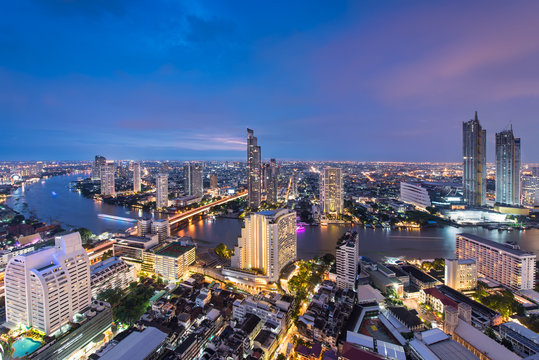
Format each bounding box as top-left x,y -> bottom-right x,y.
231,209 -> 296,282
4,232 -> 91,335
264,159 -> 278,204
184,162 -> 204,197
496,126 -> 521,206
320,167 -> 344,217
156,167 -> 168,209
210,173 -> 218,189
92,155 -> 106,181
247,128 -> 261,208
289,169 -> 298,199
100,162 -> 115,196
462,112 -> 486,207
336,232 -> 359,290
133,162 -> 141,193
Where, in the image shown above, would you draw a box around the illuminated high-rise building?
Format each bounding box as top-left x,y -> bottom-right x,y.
289,169 -> 298,199
210,173 -> 218,189
247,128 -> 262,208
521,174 -> 538,207
496,126 -> 521,206
264,159 -> 278,204
336,232 -> 359,290
100,162 -> 115,196
184,162 -> 204,197
156,167 -> 168,209
231,209 -> 296,282
4,232 -> 91,335
133,162 -> 141,193
92,155 -> 106,180
462,112 -> 486,207
320,167 -> 344,217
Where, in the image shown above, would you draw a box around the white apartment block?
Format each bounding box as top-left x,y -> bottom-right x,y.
152,243 -> 195,282
4,232 -> 91,335
336,232 -> 359,290
156,172 -> 169,209
456,233 -> 535,291
444,258 -> 477,291
231,209 -> 296,282
400,182 -> 431,208
90,256 -> 136,299
100,162 -> 115,196
232,295 -> 288,328
151,219 -> 170,243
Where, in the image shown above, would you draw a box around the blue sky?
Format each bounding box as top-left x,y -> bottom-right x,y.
1,0 -> 538,162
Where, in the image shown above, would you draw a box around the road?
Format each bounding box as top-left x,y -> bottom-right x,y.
169,192 -> 247,225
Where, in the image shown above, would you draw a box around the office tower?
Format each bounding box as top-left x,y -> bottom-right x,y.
462,112 -> 486,207
320,167 -> 344,217
400,182 -> 431,208
444,258 -> 477,291
264,159 -> 278,204
133,162 -> 141,193
92,155 -> 106,180
4,232 -> 91,335
247,128 -> 262,208
496,126 -> 521,206
184,162 -> 204,197
117,161 -> 130,179
100,162 -> 115,196
156,171 -> 169,209
210,173 -> 218,189
456,233 -> 535,291
336,232 -> 359,290
151,219 -> 170,243
231,209 -> 296,282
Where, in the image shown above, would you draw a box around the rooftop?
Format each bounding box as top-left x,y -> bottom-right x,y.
458,233 -> 535,257
154,242 -> 195,258
501,321 -> 539,345
98,327 -> 167,360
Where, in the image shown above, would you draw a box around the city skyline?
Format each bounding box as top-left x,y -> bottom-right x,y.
2,1 -> 539,162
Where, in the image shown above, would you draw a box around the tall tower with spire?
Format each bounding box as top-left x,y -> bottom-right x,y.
462,111 -> 486,207
247,128 -> 261,208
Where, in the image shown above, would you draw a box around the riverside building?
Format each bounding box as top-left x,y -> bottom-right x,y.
444,258 -> 477,291
456,233 -> 535,291
247,128 -> 262,208
320,167 -> 344,218
100,162 -> 115,196
400,182 -> 431,209
496,126 -> 521,206
336,231 -> 359,290
231,209 -> 296,283
462,112 -> 486,207
4,232 -> 91,335
133,162 -> 141,193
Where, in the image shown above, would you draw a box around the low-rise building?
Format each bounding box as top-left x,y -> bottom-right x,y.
90,256 -> 136,298
499,321 -> 539,358
92,326 -> 168,360
153,242 -> 195,282
400,265 -> 441,290
420,287 -> 458,314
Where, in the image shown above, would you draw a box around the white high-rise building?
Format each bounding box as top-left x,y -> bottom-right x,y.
4,232 -> 91,335
100,162 -> 115,196
444,258 -> 477,291
496,126 -> 521,206
133,162 -> 141,193
320,167 -> 344,217
463,112 -> 486,207
151,219 -> 170,243
456,233 -> 535,291
400,182 -> 431,208
156,172 -> 168,209
231,209 -> 296,282
336,232 -> 359,290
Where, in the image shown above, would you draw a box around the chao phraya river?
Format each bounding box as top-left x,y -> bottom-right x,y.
7,174 -> 539,261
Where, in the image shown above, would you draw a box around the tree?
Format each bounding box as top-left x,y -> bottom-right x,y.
97,288 -> 124,307
215,243 -> 231,259
101,250 -> 113,261
276,354 -> 286,360
74,227 -> 93,241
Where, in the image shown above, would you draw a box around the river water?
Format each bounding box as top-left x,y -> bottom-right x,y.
6,174 -> 539,261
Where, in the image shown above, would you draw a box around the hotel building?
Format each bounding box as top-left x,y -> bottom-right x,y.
231,209 -> 296,283
444,258 -> 477,291
462,112 -> 486,207
90,256 -> 136,299
320,167 -> 344,218
456,233 -> 535,291
4,232 -> 91,335
400,182 -> 431,209
336,232 -> 359,290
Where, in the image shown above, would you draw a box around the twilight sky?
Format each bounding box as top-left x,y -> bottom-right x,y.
1,1 -> 538,162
